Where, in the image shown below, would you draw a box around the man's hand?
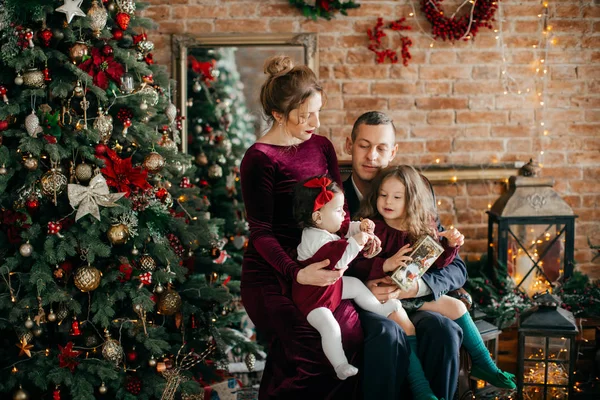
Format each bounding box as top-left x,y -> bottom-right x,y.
365,277 -> 400,303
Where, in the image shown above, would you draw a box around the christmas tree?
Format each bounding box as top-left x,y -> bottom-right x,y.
0,1 -> 258,399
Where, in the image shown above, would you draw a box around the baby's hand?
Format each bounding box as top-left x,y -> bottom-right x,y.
362,234 -> 382,259
360,218 -> 375,234
438,228 -> 465,248
352,231 -> 370,247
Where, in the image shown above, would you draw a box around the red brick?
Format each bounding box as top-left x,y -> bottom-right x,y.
456,111 -> 508,124
346,49 -> 374,64
419,66 -> 472,80
583,6 -> 600,18
495,95 -> 525,110
472,66 -> 500,79
512,20 -> 543,33
492,126 -> 535,137
372,82 -> 420,95
454,81 -> 504,95
268,19 -> 299,32
425,82 -> 452,95
387,111 -> 426,125
257,3 -> 295,17
426,139 -> 452,153
429,51 -> 457,64
143,5 -> 171,19
453,139 -> 505,152
507,139 -> 533,153
333,65 -> 388,79
412,126 -> 463,139
563,195 -> 582,209
395,140 -> 426,153
551,20 -> 590,34
347,3 -> 395,17
570,96 -> 600,109
570,180 -> 600,194
509,110 -> 535,124
542,167 -> 583,180
338,35 -> 370,49
389,65 -> 419,80
553,4 -> 583,18
465,126 -> 490,138
185,21 -> 215,34
343,97 -> 388,110
228,3 -> 258,17
585,111 -> 600,122
426,110 -> 454,125
568,152 -> 600,165
416,97 -> 469,110
215,19 -> 267,32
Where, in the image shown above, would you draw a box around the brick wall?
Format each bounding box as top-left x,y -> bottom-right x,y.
143,0 -> 600,278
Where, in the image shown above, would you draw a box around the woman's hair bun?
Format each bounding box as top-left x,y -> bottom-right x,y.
264,55 -> 294,77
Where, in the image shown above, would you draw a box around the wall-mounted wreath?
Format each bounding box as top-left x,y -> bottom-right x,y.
422,0 -> 499,41
289,0 -> 360,20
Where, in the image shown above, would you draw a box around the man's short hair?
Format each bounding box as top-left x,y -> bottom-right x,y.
351,111 -> 396,142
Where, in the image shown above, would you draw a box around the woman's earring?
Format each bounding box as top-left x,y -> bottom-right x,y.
278,121 -> 282,126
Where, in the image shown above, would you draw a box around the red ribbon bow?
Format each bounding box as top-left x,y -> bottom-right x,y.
304,177 -> 334,211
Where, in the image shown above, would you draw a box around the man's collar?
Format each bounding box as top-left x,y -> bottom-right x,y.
350,174 -> 364,201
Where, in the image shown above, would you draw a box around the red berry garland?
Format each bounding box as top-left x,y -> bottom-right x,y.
367,17 -> 413,66
421,0 -> 499,42
125,374 -> 142,395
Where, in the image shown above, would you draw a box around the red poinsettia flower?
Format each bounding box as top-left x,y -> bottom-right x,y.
96,148 -> 152,197
319,0 -> 331,11
58,342 -> 81,372
79,47 -> 125,90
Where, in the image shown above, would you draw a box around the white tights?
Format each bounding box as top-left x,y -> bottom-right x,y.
306,276 -> 402,380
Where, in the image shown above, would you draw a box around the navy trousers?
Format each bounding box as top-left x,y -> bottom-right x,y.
359,309 -> 463,400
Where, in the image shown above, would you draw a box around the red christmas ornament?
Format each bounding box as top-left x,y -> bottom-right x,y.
191,314 -> 197,329
168,233 -> 185,258
115,12 -> 131,31
126,348 -> 138,363
48,221 -> 63,236
144,53 -> 154,65
116,108 -> 133,123
24,29 -> 34,48
43,67 -> 52,82
112,29 -> 124,40
0,119 -> 8,131
26,198 -> 40,212
199,179 -> 209,188
179,177 -> 192,188
132,32 -> 147,45
38,28 -> 53,47
139,272 -> 152,286
102,44 -> 114,56
70,318 -> 82,336
95,143 -> 108,155
155,187 -> 169,200
421,0 -> 498,42
53,388 -> 61,400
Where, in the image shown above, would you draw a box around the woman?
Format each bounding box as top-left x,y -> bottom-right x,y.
240,56 -> 362,399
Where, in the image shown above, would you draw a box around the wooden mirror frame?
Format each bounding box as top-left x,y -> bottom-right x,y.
171,33 -> 318,153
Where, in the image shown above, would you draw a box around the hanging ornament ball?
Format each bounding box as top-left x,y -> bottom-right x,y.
85,334 -> 100,347
148,356 -> 157,367
73,265 -> 102,292
192,81 -> 202,93
107,223 -> 129,245
22,68 -> 45,88
112,28 -> 123,41
98,382 -> 108,395
208,164 -> 223,179
139,254 -> 157,272
69,41 -> 89,64
12,387 -> 28,400
23,157 -> 38,171
158,289 -> 182,316
125,375 -> 142,395
194,124 -> 203,134
126,348 -> 138,363
142,152 -> 165,174
41,169 -> 68,197
25,198 -> 39,212
102,337 -> 124,365
75,163 -> 93,182
0,165 -> 7,175
95,143 -> 108,155
139,100 -> 148,111
155,283 -> 164,294
32,326 -> 43,337
14,74 -> 23,85
88,1 -> 108,38
47,310 -> 57,322
195,152 -> 208,166
19,242 -> 33,257
52,27 -> 64,41
245,353 -> 256,372
25,316 -> 34,329
131,246 -> 139,256
233,235 -> 247,250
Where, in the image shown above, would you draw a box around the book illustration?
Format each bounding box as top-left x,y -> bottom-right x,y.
391,235 -> 444,291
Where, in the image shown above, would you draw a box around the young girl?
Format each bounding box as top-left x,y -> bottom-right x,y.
356,165 -> 516,393
292,175 -> 404,381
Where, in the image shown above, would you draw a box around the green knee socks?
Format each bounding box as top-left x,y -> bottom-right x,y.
407,336 -> 438,400
454,313 -> 516,389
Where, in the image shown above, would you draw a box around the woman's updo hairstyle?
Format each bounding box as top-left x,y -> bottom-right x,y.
260,55 -> 325,124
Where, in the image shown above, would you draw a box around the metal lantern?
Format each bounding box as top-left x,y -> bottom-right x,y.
487,160 -> 576,298
518,292 -> 578,400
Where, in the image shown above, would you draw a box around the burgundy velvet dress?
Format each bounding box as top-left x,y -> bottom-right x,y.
240,134 -> 362,400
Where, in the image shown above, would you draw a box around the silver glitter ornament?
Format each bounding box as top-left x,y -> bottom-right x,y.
87,1 -> 108,38
25,111 -> 43,137
208,164 -> 223,179
116,0 -> 136,14
165,102 -> 177,124
19,242 -> 33,257
22,68 -> 45,88
75,162 -> 93,182
93,108 -> 113,143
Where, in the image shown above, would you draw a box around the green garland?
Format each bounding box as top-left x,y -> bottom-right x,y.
289,0 -> 360,20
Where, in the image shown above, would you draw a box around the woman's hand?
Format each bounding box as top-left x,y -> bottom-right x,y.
439,228 -> 464,248
382,243 -> 413,273
296,259 -> 344,287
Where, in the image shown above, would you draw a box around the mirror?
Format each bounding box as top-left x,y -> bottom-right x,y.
172,33 -> 318,154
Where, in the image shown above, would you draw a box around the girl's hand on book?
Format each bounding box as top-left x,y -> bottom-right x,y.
439,228 -> 464,248
382,243 -> 412,273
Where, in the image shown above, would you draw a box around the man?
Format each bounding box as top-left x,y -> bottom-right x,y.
344,111 -> 467,400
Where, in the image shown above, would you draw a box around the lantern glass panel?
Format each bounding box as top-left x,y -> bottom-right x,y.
548,337 -> 570,361
547,361 -> 569,385
524,336 -> 546,360
507,223 -> 566,297
523,386 -> 544,400
546,387 -> 568,400
524,360 -> 546,384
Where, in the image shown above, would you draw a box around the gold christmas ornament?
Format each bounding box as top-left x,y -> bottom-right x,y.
139,254 -> 157,272
69,41 -> 89,64
107,223 -> 129,245
143,152 -> 165,174
23,156 -> 38,171
159,132 -> 177,151
98,382 -> 108,395
74,162 -> 93,182
87,1 -> 108,38
41,168 -> 68,204
245,353 -> 256,372
73,264 -> 102,292
12,385 -> 28,400
116,0 -> 136,14
22,68 -> 45,88
195,153 -> 208,166
157,289 -> 182,316
93,108 -> 113,143
102,334 -> 123,366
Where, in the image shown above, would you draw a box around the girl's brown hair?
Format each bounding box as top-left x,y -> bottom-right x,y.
358,165 -> 437,240
260,55 -> 325,124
